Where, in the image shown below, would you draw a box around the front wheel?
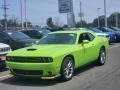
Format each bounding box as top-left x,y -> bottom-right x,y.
61,57 -> 74,81
97,48 -> 106,65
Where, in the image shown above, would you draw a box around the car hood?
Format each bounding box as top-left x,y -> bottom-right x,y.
7,45 -> 75,57
105,32 -> 115,35
96,33 -> 109,36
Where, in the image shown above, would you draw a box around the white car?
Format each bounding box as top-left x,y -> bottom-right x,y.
0,43 -> 11,70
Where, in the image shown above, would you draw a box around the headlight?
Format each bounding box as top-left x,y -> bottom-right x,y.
41,57 -> 53,62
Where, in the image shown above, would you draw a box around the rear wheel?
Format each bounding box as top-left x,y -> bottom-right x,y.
97,48 -> 106,65
61,57 -> 74,81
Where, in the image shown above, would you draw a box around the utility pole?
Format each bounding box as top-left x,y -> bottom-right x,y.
3,0 -> 8,31
24,0 -> 28,29
116,12 -> 118,28
80,1 -> 82,27
97,8 -> 101,27
104,0 -> 107,28
20,0 -> 24,30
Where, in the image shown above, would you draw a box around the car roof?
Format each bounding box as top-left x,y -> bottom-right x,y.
0,30 -> 18,32
20,29 -> 39,32
50,29 -> 94,34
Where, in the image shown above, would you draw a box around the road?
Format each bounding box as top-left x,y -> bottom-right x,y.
0,43 -> 120,90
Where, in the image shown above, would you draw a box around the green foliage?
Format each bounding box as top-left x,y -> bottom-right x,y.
46,17 -> 55,28
108,12 -> 120,27
75,20 -> 87,28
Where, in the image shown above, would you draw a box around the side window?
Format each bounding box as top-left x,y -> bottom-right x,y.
78,33 -> 89,43
78,32 -> 95,43
87,33 -> 95,41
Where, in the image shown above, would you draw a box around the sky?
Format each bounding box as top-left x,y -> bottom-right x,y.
0,0 -> 120,25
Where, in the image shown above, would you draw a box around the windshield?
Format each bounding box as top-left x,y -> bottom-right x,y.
7,31 -> 31,40
39,33 -> 77,44
97,28 -> 109,32
39,29 -> 51,35
22,30 -> 42,36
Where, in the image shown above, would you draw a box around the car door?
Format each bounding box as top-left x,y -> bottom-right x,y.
78,32 -> 96,63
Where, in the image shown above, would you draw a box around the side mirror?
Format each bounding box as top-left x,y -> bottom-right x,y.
82,40 -> 89,44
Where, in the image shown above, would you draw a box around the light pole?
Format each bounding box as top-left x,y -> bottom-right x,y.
3,0 -> 8,31
97,8 -> 101,27
24,0 -> 28,29
20,0 -> 24,30
104,0 -> 107,28
116,12 -> 118,28
80,1 -> 82,27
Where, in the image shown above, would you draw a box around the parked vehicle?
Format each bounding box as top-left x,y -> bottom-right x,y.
21,30 -> 43,39
0,30 -> 37,50
110,27 -> 120,31
97,27 -> 117,43
109,27 -> 120,42
87,28 -> 110,41
38,28 -> 51,35
6,30 -> 109,81
0,43 -> 11,70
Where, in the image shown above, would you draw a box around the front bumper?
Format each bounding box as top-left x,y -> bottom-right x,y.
6,61 -> 60,78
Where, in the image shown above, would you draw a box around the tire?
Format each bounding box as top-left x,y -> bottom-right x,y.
97,48 -> 106,65
61,57 -> 74,81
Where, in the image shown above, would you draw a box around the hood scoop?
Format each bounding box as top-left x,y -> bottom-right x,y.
27,48 -> 37,51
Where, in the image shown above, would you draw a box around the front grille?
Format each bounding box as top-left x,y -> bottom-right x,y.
6,57 -> 53,63
12,69 -> 43,76
0,47 -> 10,53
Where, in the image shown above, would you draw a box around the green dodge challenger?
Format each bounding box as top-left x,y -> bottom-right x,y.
6,30 -> 109,81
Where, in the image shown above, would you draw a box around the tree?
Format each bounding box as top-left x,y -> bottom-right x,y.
108,12 -> 120,27
75,20 -> 87,28
23,21 -> 33,28
0,17 -> 19,28
93,15 -> 108,27
46,17 -> 55,28
63,24 -> 68,28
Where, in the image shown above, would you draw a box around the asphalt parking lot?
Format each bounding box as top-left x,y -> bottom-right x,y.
0,43 -> 120,90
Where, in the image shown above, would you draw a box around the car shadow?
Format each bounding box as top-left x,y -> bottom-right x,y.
0,68 -> 8,72
74,62 -> 97,76
0,62 -> 98,87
